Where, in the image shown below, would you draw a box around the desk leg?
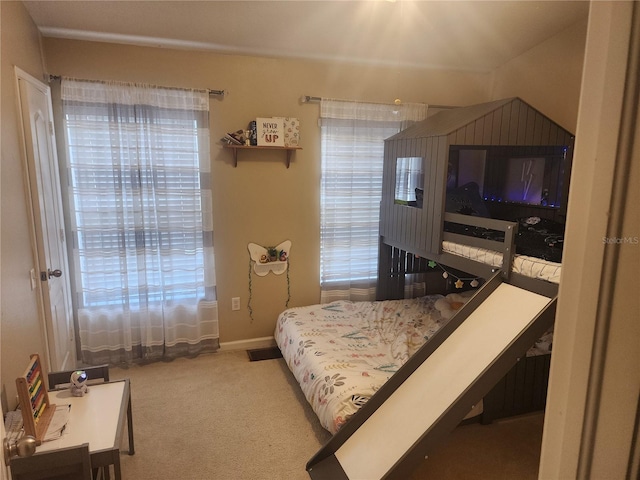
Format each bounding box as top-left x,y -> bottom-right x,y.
127,392 -> 135,455
113,457 -> 122,480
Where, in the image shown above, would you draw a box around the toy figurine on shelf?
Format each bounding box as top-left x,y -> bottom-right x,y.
70,370 -> 89,397
248,121 -> 257,146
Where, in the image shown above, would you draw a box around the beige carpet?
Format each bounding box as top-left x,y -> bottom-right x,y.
112,350 -> 543,479
112,351 -> 331,480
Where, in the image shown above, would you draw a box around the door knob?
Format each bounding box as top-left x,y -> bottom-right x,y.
48,268 -> 62,278
3,436 -> 37,465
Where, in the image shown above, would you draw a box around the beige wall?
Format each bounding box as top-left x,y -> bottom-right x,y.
41,38 -> 493,345
491,17 -> 588,133
1,1 -> 587,412
0,1 -> 48,411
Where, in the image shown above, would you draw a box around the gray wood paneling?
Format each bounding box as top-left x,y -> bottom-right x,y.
397,135 -> 409,245
491,110 -> 501,144
379,97 -> 575,284
474,116 -> 485,144
415,137 -> 427,249
509,100 -> 520,143
426,138 -> 439,252
541,116 -> 551,144
431,136 -> 448,253
518,100 -> 529,144
533,112 -> 543,145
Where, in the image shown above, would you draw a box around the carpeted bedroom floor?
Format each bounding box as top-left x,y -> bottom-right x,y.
111,350 -> 544,480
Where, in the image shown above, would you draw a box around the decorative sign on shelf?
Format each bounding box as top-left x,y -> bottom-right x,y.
255,117 -> 300,147
248,240 -> 292,276
256,117 -> 285,147
281,117 -> 300,147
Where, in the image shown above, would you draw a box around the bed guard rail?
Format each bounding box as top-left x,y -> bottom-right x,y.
442,212 -> 518,280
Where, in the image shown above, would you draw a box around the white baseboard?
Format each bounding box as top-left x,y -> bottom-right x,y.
218,336 -> 276,352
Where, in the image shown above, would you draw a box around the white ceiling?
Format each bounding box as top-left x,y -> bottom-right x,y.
24,0 -> 589,72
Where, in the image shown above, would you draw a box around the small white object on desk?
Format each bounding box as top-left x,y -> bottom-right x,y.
70,371 -> 88,397
42,404 -> 71,442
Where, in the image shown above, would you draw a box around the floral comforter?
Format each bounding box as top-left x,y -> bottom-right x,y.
274,295 -> 448,434
274,292 -> 554,434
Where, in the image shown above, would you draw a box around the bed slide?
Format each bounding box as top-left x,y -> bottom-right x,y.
306,273 -> 556,480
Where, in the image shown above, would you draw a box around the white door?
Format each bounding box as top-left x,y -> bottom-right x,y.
15,68 -> 75,372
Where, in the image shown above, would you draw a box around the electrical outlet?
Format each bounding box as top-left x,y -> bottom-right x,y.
231,297 -> 241,311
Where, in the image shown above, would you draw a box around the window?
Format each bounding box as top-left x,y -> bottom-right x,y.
395,157 -> 424,207
61,79 -> 218,364
319,100 -> 428,303
66,113 -> 206,307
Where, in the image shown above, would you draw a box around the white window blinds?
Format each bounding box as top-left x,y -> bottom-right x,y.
320,99 -> 428,303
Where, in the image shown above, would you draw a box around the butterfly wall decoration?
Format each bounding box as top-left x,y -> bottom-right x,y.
247,240 -> 292,276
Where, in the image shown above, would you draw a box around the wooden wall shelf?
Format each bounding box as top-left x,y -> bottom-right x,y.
224,145 -> 302,168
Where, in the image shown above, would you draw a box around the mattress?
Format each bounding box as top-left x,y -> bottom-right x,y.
274,295 -> 448,434
442,240 -> 562,284
274,292 -> 552,434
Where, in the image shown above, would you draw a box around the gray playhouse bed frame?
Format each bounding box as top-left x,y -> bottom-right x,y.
376,97 -> 574,424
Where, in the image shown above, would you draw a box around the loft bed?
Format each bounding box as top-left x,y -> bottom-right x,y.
378,97 -> 573,300
274,98 -> 572,441
375,212 -> 560,425
274,214 -> 558,435
377,97 -> 574,423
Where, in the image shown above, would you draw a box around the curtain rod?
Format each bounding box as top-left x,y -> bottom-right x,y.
48,75 -> 225,97
299,94 -> 456,109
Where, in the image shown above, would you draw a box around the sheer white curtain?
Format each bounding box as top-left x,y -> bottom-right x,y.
320,99 -> 428,303
61,78 -> 218,365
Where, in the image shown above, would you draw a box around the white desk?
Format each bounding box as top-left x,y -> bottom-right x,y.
37,379 -> 134,479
